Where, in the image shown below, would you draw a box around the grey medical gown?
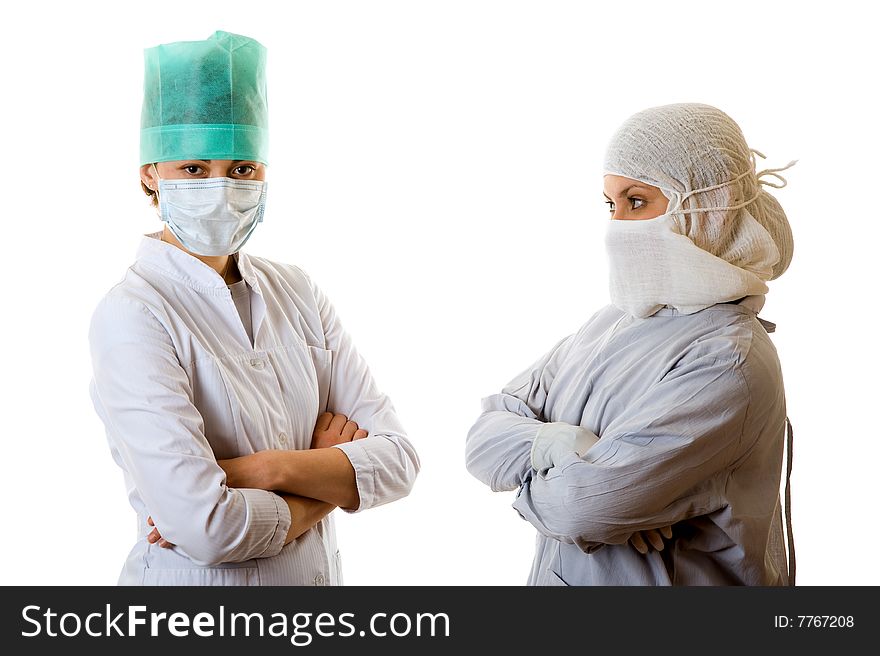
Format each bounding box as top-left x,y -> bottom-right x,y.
466,298 -> 790,585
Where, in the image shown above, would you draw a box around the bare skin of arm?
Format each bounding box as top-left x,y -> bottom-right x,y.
280,494 -> 335,544
218,412 -> 366,510
147,412 -> 366,548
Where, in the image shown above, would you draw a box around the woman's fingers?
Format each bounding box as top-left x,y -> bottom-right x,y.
328,413 -> 349,435
312,412 -> 366,447
147,520 -> 174,549
630,527 -> 673,554
645,529 -> 665,551
341,420 -> 360,441
314,412 -> 333,433
630,532 -> 648,554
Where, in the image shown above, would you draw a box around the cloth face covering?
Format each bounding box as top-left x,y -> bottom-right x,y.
605,208 -> 774,318
156,171 -> 267,256
602,103 -> 795,317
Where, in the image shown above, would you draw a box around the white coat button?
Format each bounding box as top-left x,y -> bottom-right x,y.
250,358 -> 265,370
314,574 -> 325,586
278,432 -> 288,446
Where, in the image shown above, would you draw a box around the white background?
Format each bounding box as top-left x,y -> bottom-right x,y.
1,0 -> 877,586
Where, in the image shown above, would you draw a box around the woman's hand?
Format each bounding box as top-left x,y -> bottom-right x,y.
146,516 -> 173,548
629,526 -> 673,554
311,412 -> 368,449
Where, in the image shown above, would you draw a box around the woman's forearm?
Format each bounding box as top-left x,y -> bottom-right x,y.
271,448 -> 360,510
282,494 -> 336,544
221,448 -> 360,510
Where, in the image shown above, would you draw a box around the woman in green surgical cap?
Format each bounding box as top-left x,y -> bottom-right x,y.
88,31 -> 419,586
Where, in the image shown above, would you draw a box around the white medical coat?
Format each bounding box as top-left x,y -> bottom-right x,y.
89,233 -> 419,585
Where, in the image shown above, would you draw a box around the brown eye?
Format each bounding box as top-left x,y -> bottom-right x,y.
233,165 -> 255,176
630,197 -> 646,210
184,165 -> 202,175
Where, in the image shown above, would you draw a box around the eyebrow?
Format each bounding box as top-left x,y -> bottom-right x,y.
603,184 -> 650,199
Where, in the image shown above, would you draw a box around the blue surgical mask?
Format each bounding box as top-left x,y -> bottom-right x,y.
154,167 -> 267,256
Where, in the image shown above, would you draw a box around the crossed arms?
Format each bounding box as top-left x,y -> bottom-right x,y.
90,283 -> 419,567
465,334 -> 750,553
148,412 -> 368,549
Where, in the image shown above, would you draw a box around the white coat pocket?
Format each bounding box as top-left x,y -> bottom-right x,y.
142,566 -> 260,586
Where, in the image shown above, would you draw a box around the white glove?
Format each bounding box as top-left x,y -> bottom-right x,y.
530,422 -> 599,472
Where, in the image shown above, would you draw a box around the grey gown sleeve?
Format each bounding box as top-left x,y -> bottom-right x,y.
511,348 -> 755,551
465,335 -> 575,492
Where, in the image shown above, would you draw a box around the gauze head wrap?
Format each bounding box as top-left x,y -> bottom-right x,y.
603,103 -> 794,281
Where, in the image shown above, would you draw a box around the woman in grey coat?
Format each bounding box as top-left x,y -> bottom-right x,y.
466,103 -> 795,585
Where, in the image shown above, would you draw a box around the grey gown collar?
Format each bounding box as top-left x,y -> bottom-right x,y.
650,295 -> 776,332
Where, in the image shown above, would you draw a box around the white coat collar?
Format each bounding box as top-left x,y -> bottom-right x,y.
136,232 -> 263,296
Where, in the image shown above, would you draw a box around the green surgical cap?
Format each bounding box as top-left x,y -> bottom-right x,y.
140,30 -> 268,165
